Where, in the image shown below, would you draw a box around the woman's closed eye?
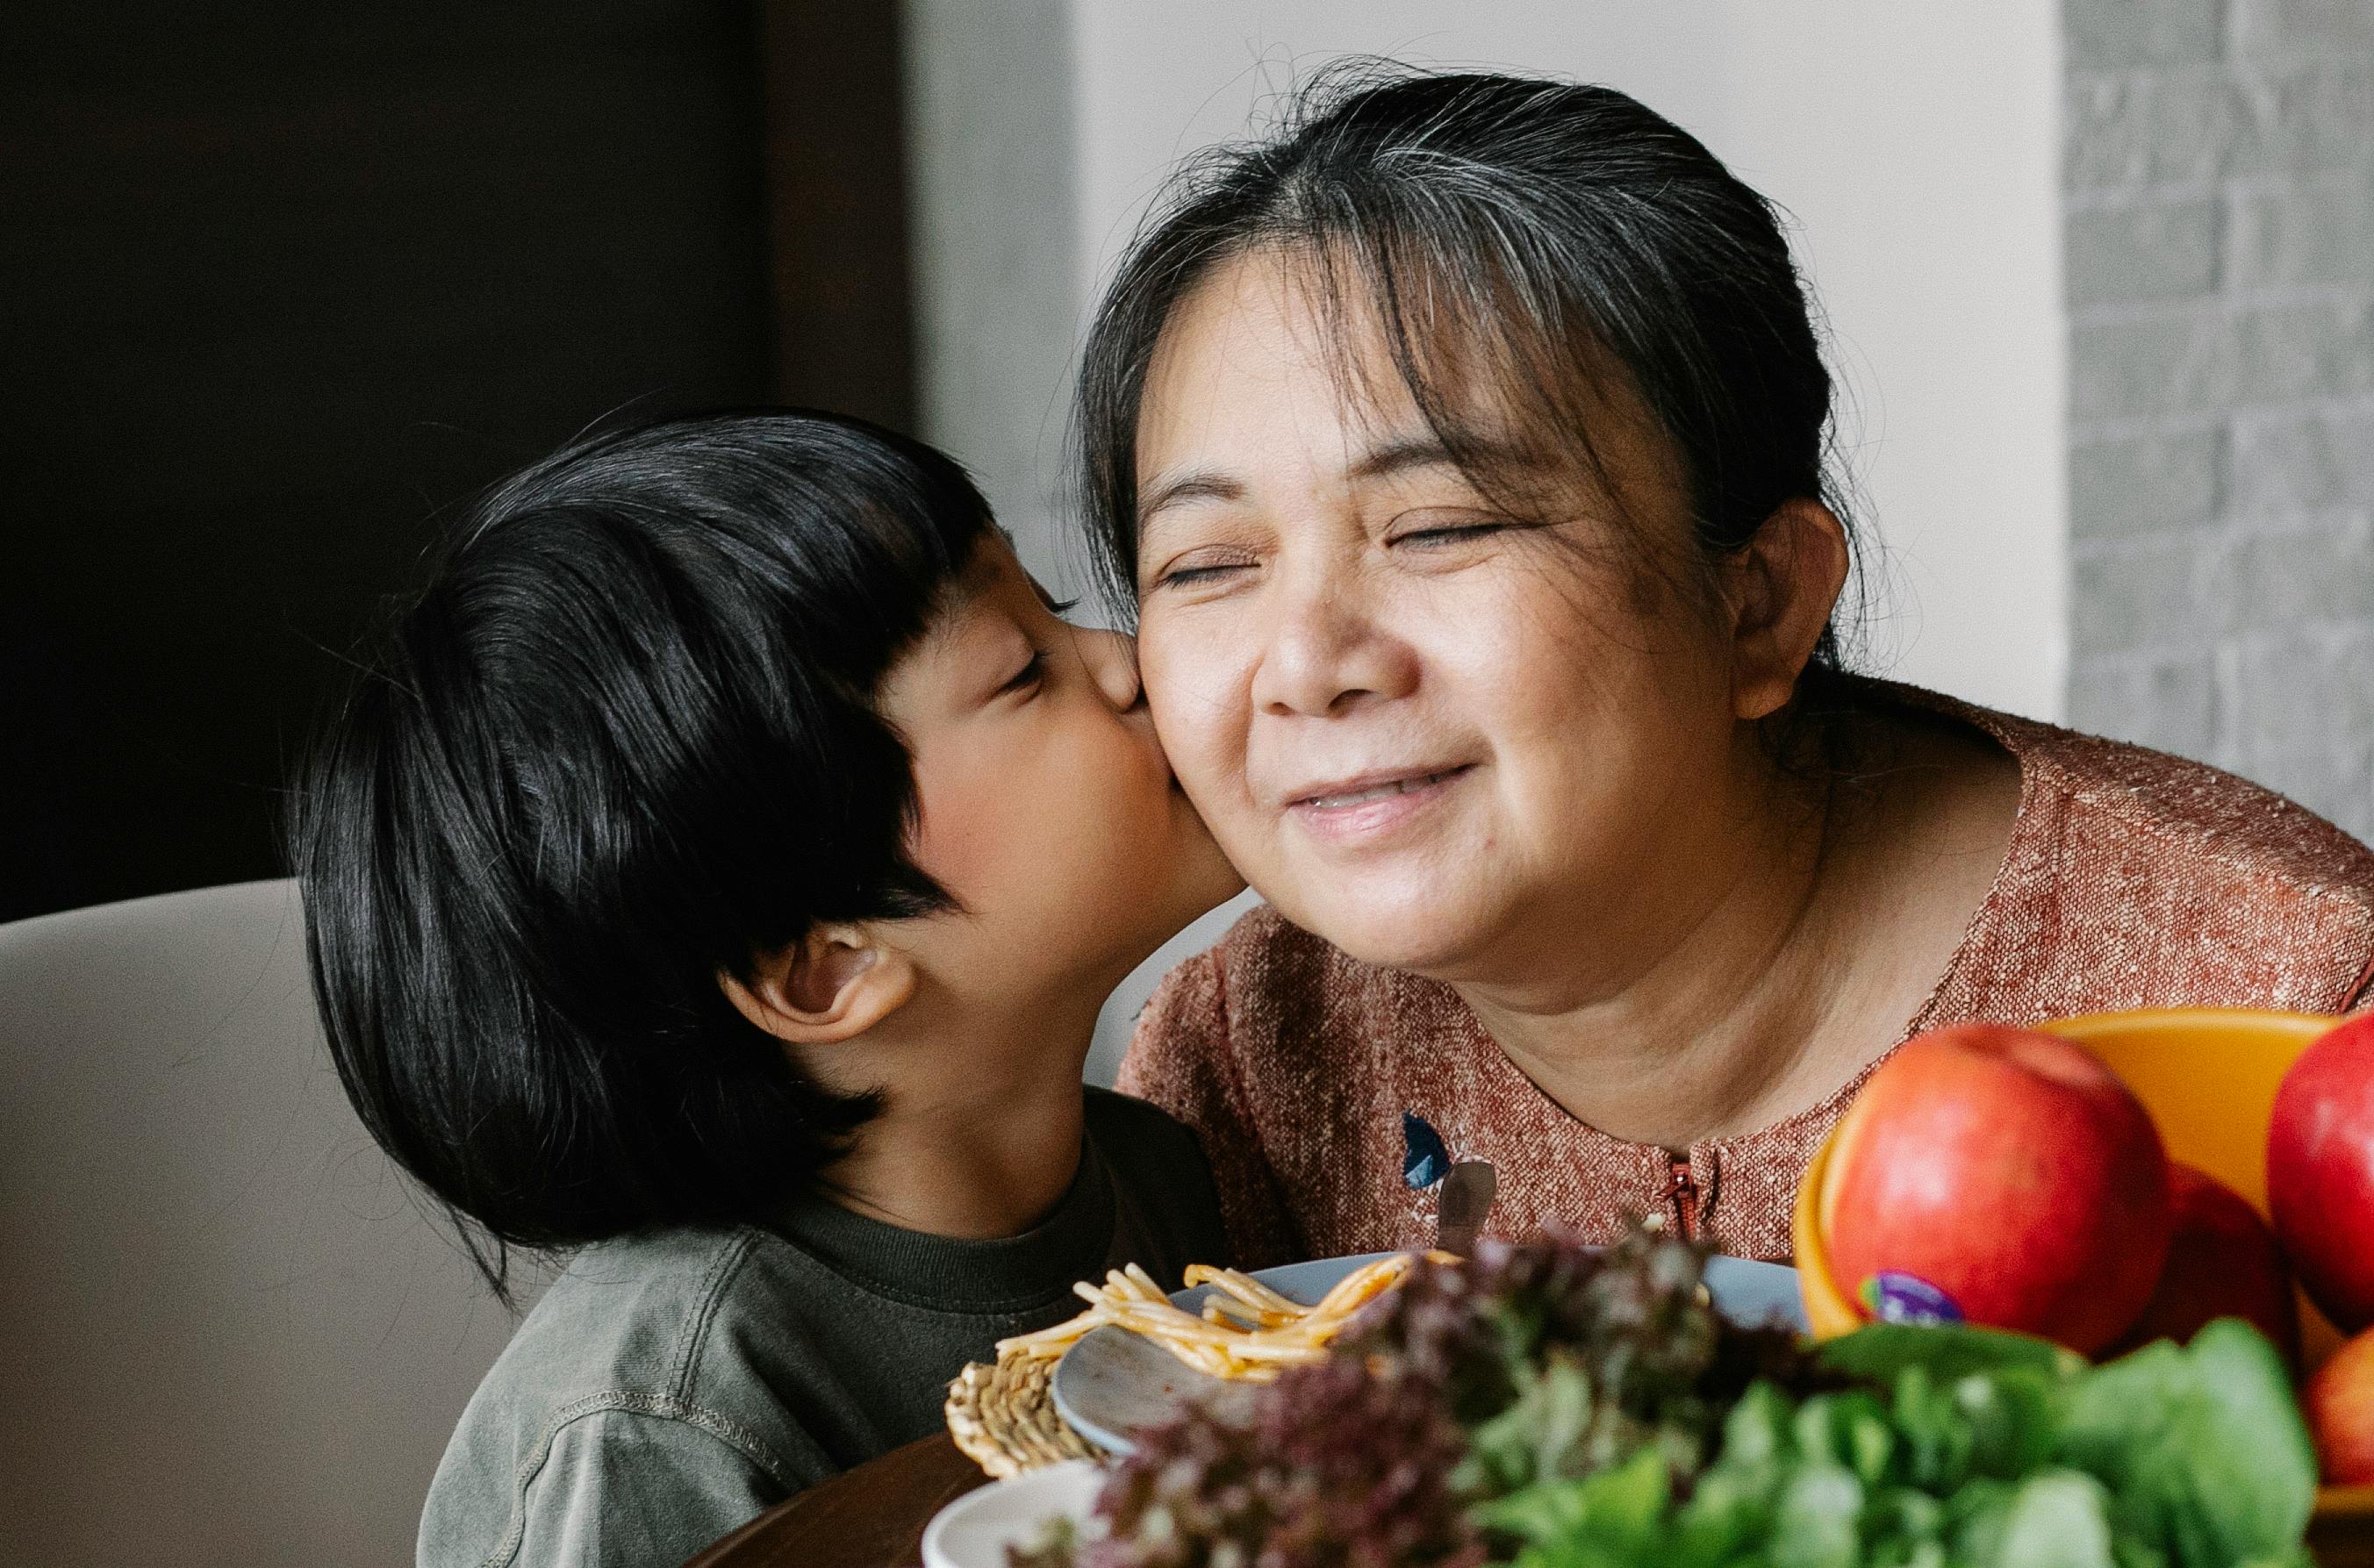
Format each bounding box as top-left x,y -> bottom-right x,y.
1157,563 -> 1241,589
1386,508 -> 1517,548
1148,552 -> 1256,592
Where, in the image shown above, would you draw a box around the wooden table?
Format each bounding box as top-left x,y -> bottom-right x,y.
683,1435 -> 989,1568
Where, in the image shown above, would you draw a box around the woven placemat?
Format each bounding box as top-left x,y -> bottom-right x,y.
945,1347 -> 1100,1479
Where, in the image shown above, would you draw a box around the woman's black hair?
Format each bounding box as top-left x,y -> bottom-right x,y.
1075,63 -> 1861,671
290,410 -> 992,1299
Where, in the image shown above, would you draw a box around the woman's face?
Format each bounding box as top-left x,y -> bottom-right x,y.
1131,250 -> 1753,984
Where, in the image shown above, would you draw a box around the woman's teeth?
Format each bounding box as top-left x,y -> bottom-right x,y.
1307,770 -> 1459,809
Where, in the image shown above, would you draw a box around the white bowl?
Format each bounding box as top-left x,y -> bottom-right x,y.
920,1458 -> 1105,1568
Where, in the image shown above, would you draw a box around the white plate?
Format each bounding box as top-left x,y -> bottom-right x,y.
1051,1250 -> 1806,1455
920,1458 -> 1103,1568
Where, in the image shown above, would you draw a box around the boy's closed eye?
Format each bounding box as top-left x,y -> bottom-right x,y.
984,577 -> 1084,703
996,648 -> 1045,698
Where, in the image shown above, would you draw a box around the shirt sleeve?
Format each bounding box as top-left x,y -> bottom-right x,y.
456,1404 -> 785,1568
1116,949 -> 1302,1268
2345,943 -> 2374,1012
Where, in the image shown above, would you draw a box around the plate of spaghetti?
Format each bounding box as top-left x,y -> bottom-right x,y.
1010,1249 -> 1807,1454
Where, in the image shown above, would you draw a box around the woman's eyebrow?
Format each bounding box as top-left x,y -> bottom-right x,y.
1350,433 -> 1534,483
1137,470 -> 1242,529
1138,434 -> 1539,533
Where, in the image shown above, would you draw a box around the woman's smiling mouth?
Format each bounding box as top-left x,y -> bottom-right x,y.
1284,764 -> 1475,842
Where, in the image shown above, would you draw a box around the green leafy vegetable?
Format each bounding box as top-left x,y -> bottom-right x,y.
1019,1232 -> 2320,1568
1484,1313 -> 2316,1568
2055,1321 -> 2316,1568
1815,1323 -> 2084,1386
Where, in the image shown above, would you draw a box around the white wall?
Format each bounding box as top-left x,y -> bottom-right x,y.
903,0 -> 1082,566
905,1 -> 2070,1080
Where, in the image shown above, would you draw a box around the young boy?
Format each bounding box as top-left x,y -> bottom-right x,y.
292,412 -> 1244,1566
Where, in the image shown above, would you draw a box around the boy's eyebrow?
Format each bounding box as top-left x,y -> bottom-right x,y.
914,556 -> 996,651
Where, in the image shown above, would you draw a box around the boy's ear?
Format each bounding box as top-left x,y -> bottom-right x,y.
718,926 -> 916,1047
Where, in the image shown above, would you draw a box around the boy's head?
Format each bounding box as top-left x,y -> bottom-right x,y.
294,412 -> 1237,1290
712,526 -> 1243,1068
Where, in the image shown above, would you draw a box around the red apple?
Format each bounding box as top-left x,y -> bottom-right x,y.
1825,1022 -> 2173,1356
2269,1012 -> 2374,1333
2305,1326 -> 2374,1486
2112,1163 -> 2299,1365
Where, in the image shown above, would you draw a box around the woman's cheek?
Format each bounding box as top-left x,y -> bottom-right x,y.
1141,629 -> 1243,784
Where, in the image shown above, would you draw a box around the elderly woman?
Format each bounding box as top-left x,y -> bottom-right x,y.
1078,68 -> 2374,1268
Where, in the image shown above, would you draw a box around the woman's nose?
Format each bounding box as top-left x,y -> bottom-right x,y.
1252,576 -> 1418,718
1072,623 -> 1146,712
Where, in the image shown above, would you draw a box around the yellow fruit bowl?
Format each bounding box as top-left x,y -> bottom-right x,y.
1791,1007 -> 2374,1539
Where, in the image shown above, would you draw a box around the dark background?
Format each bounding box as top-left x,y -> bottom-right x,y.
1,1 -> 914,920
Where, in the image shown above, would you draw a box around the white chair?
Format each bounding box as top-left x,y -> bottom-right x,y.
0,879 -> 528,1565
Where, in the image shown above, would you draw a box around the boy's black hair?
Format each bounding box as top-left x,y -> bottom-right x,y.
290,410 -> 993,1298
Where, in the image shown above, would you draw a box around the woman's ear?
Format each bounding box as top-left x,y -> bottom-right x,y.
1726,498 -> 1851,721
718,926 -> 917,1048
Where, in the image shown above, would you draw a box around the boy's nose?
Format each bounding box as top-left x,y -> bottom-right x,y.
1073,623 -> 1145,712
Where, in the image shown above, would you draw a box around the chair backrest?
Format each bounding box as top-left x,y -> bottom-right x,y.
0,879 -> 527,1565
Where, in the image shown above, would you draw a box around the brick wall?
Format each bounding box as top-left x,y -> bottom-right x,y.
2064,0 -> 2374,839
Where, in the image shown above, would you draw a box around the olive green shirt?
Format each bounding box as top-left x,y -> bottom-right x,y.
419,1088 -> 1228,1567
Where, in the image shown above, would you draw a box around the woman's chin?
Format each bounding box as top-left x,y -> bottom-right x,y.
1279,891 -> 1495,977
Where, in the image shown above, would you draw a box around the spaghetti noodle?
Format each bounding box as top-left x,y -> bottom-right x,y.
996,1252 -> 1446,1383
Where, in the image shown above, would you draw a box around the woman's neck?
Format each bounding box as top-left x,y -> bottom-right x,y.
803,990 -> 1101,1239
1452,709 -> 2020,1149
1453,753 -> 1847,1148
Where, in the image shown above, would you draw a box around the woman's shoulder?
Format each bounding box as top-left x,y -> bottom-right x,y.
1945,690 -> 2374,892
1121,908 -> 1473,1270
1122,903 -> 1474,1149
1883,680 -> 2374,1012
1152,902 -> 1471,1055
1173,900 -> 1345,976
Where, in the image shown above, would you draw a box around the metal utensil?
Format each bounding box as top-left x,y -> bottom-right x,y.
1434,1159 -> 1497,1257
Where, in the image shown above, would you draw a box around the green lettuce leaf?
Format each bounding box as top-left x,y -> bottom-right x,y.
2053,1319 -> 2316,1568
1816,1323 -> 2084,1386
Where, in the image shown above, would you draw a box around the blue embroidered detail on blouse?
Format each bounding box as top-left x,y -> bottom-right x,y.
1402,1112 -> 1449,1190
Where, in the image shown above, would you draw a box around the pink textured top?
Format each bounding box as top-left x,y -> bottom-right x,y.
1118,689 -> 2374,1269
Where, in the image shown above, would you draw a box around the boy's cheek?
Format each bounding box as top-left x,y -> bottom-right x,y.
910,718 -> 1184,918
908,757 -> 1087,910
903,761 -> 1004,903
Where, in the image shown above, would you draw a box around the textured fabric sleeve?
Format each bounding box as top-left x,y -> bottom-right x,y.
2346,943 -> 2374,1012
426,1403 -> 784,1568
1116,949 -> 1302,1268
